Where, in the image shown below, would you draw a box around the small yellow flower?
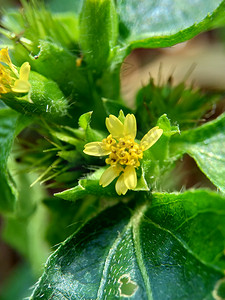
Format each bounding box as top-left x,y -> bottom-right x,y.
0,48 -> 31,95
84,113 -> 163,195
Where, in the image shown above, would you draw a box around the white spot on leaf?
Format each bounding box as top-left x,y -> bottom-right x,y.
213,277 -> 225,300
118,274 -> 138,297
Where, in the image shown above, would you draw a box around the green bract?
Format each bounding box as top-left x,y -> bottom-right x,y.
1,71 -> 69,121
80,0 -> 118,72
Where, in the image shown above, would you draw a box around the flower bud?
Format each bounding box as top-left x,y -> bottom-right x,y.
79,0 -> 118,72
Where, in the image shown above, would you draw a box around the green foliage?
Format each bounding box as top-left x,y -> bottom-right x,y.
171,112 -> 225,193
0,109 -> 18,212
56,167 -> 118,201
2,165 -> 50,275
0,108 -> 30,213
117,0 -> 225,51
31,190 -> 225,299
135,78 -> 219,131
28,40 -> 88,98
1,264 -> 36,300
0,0 -> 225,299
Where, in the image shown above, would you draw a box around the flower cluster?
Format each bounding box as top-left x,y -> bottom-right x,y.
0,48 -> 31,95
84,113 -> 163,195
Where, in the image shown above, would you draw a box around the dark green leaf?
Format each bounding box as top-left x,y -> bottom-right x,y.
44,196 -> 100,247
31,190 -> 225,299
170,112 -> 225,193
117,0 -> 225,51
102,97 -> 133,116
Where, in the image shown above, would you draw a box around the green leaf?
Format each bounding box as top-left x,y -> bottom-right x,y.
78,111 -> 93,130
29,41 -> 88,99
170,112 -> 225,193
117,0 -> 225,51
44,196 -> 101,247
50,131 -> 80,147
0,108 -> 24,213
85,124 -> 105,143
140,115 -> 179,190
102,97 -> 132,116
55,167 -> 117,201
30,190 -> 225,299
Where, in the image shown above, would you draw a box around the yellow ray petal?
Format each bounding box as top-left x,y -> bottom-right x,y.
115,173 -> 128,195
83,142 -> 111,156
0,64 -> 13,88
106,114 -> 124,139
0,48 -> 12,65
99,165 -> 122,187
140,126 -> 163,151
123,165 -> 137,189
0,48 -> 19,76
19,62 -> 30,81
124,114 -> 136,139
12,80 -> 31,93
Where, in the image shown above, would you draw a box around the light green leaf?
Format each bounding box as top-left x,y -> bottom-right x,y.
50,131 -> 80,147
170,112 -> 225,193
140,115 -> 179,190
117,0 -> 225,51
78,111 -> 93,130
55,168 -> 117,201
30,190 -> 225,299
57,150 -> 81,163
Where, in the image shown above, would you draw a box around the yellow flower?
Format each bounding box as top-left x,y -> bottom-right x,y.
0,48 -> 31,95
84,113 -> 163,195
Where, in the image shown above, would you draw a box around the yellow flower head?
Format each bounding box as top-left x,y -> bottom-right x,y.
84,112 -> 163,195
0,48 -> 31,95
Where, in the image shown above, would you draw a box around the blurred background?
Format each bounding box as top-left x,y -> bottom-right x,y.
1,0 -> 225,299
